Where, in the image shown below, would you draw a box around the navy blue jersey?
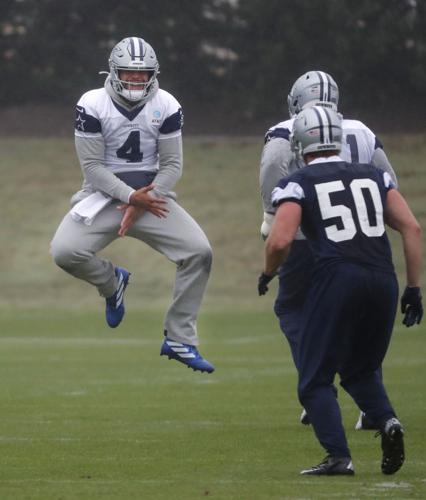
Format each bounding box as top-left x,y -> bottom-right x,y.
272,159 -> 396,274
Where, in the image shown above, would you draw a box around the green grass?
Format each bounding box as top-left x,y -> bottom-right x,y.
0,136 -> 267,311
0,310 -> 425,499
2,134 -> 425,310
0,135 -> 426,498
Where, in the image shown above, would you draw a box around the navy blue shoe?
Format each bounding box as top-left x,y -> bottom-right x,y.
105,267 -> 130,328
300,456 -> 354,476
160,338 -> 215,373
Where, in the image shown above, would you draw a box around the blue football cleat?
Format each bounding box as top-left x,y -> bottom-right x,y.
105,267 -> 130,328
160,338 -> 215,373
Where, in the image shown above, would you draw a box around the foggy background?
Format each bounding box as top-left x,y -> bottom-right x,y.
1,0 -> 424,138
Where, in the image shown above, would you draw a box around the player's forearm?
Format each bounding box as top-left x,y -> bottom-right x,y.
264,230 -> 292,275
259,138 -> 292,213
401,225 -> 422,287
385,189 -> 422,286
153,135 -> 183,196
75,136 -> 134,203
264,201 -> 301,274
264,244 -> 290,275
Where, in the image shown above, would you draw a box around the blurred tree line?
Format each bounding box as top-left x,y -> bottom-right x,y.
1,0 -> 424,133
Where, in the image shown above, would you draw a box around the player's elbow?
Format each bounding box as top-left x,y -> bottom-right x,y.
412,220 -> 422,241
404,219 -> 422,240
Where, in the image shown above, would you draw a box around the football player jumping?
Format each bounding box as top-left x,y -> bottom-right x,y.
51,37 -> 214,373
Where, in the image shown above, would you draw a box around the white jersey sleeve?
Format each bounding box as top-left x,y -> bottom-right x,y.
157,92 -> 183,140
341,119 -> 397,186
75,89 -> 104,138
340,119 -> 377,164
259,118 -> 295,214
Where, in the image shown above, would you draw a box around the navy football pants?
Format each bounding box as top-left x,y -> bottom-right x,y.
296,263 -> 398,457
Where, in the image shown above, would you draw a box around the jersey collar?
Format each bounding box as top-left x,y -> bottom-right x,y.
111,98 -> 145,121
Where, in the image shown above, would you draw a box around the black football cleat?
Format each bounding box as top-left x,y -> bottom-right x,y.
378,418 -> 405,475
300,456 -> 354,476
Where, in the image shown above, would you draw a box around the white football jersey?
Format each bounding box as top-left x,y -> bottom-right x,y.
261,116 -> 387,239
265,117 -> 381,175
75,88 -> 183,174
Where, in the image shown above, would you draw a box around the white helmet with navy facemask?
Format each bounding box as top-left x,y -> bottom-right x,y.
108,37 -> 160,104
291,105 -> 342,156
287,71 -> 339,117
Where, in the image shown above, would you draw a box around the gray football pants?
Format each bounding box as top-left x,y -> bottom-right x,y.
50,199 -> 212,345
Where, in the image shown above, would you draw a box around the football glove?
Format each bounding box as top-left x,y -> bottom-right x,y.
401,286 -> 423,327
258,272 -> 275,296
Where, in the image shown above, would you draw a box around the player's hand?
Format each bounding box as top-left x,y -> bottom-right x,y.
258,272 -> 275,296
129,184 -> 169,218
117,204 -> 145,237
401,286 -> 423,327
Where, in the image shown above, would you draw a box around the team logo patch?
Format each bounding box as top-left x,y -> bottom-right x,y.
75,106 -> 86,131
152,110 -> 161,124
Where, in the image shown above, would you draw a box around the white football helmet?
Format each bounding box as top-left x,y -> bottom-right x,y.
291,106 -> 342,156
108,37 -> 159,104
287,71 -> 339,117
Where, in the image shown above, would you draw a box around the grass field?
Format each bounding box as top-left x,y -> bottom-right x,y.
0,135 -> 426,499
0,311 -> 425,499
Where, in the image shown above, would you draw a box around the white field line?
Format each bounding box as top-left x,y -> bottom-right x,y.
0,337 -> 156,346
371,481 -> 412,489
0,436 -> 159,444
0,334 -> 278,347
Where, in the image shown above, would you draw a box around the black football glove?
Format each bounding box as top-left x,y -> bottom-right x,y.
401,286 -> 423,327
258,272 -> 275,296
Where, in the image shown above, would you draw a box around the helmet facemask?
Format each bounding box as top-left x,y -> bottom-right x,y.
112,67 -> 157,103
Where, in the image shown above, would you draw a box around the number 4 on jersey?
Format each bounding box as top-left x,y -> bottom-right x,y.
116,130 -> 143,162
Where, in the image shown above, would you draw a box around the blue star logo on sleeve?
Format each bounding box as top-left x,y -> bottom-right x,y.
75,113 -> 86,131
74,105 -> 102,133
